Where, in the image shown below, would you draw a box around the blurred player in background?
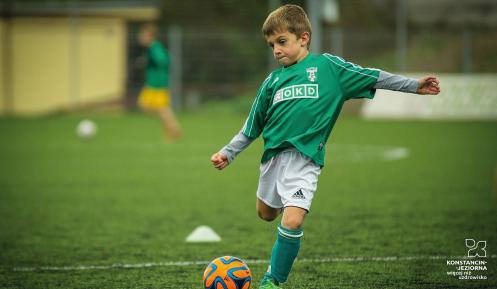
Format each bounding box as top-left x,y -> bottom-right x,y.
211,4 -> 440,289
137,23 -> 181,141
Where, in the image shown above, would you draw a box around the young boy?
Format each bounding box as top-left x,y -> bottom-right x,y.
137,23 -> 181,141
211,5 -> 440,289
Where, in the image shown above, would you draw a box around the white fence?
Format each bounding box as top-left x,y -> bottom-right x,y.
361,74 -> 497,120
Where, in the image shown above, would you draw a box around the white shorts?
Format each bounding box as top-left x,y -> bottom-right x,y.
256,148 -> 321,212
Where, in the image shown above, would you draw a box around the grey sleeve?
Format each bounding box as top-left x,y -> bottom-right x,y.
219,132 -> 255,163
373,70 -> 419,93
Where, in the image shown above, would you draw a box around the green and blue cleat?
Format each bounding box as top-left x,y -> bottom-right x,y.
259,272 -> 282,289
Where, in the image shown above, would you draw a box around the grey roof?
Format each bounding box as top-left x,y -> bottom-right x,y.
1,1 -> 160,18
407,0 -> 497,27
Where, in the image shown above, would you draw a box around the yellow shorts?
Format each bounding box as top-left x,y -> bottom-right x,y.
138,87 -> 170,110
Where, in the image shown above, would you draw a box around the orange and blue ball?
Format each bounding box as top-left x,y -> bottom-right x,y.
203,256 -> 252,289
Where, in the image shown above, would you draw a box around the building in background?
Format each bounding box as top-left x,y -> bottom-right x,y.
0,2 -> 159,116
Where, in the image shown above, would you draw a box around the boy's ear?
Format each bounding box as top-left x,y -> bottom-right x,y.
300,32 -> 310,47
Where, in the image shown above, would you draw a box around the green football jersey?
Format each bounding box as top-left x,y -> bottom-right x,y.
242,53 -> 380,166
145,41 -> 170,88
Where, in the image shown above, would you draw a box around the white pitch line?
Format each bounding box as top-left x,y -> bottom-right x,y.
12,255 -> 496,272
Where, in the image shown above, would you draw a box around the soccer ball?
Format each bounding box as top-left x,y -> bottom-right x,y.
203,256 -> 252,289
76,119 -> 97,139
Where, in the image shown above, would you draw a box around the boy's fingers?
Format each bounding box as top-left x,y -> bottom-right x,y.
215,161 -> 228,170
429,78 -> 439,86
211,153 -> 225,163
423,76 -> 437,83
426,86 -> 440,94
211,153 -> 227,161
427,76 -> 439,85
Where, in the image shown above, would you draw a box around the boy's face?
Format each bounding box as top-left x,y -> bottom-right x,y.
266,30 -> 309,67
138,30 -> 154,47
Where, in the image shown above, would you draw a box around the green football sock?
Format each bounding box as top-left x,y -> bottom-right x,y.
269,223 -> 303,283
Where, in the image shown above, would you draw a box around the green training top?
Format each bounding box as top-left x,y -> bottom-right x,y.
145,40 -> 170,88
242,53 -> 380,166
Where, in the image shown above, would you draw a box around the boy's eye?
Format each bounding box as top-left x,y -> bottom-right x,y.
278,39 -> 286,45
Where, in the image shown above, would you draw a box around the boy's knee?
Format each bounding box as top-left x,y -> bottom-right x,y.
256,198 -> 280,222
281,207 -> 307,230
281,217 -> 303,230
257,209 -> 278,222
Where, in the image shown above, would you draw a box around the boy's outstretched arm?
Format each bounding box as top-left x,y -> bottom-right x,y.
374,71 -> 440,95
210,132 -> 254,170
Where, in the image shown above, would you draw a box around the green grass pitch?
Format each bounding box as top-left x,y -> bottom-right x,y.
0,107 -> 496,288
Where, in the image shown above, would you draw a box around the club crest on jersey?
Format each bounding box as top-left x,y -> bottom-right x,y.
306,67 -> 318,82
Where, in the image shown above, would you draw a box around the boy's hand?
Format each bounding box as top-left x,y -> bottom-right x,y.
417,75 -> 440,95
211,152 -> 229,170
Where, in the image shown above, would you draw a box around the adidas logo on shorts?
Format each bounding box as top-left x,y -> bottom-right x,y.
291,189 -> 305,199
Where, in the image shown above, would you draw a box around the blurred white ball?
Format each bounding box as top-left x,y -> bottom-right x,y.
76,119 -> 97,139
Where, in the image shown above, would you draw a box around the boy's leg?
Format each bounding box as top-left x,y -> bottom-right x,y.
256,198 -> 281,222
256,156 -> 284,221
261,150 -> 320,287
257,150 -> 318,287
266,207 -> 306,285
281,206 -> 306,230
158,107 -> 182,140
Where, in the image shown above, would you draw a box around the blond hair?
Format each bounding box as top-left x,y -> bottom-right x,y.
262,4 -> 312,48
140,23 -> 158,38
